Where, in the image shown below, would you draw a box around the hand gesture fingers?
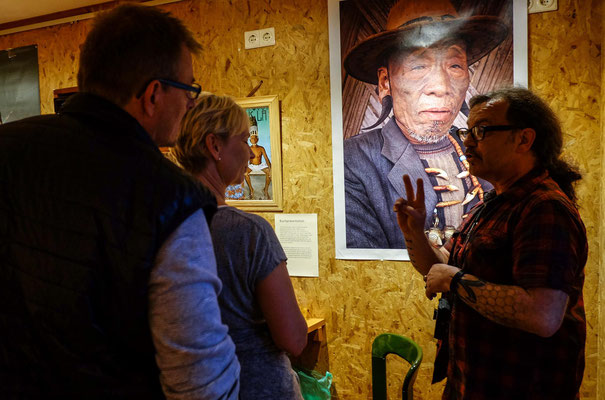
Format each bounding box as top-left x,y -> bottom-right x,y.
403,174 -> 425,212
393,198 -> 424,229
393,175 -> 427,237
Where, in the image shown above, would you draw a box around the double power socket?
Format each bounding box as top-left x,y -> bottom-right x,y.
244,27 -> 276,49
528,0 -> 558,14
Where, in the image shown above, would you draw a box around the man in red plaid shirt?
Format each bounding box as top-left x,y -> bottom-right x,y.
394,87 -> 587,400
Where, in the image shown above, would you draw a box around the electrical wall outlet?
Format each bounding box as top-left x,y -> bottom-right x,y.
259,27 -> 276,47
245,27 -> 276,49
528,0 -> 558,14
244,30 -> 260,49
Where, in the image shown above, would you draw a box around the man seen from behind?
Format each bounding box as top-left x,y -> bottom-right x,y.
0,4 -> 239,399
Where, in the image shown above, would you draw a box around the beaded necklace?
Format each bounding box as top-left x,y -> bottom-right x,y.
423,134 -> 485,248
446,134 -> 484,202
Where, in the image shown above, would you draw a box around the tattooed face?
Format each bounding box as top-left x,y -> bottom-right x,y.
380,41 -> 469,144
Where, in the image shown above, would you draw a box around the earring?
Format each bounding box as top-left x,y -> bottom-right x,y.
364,94 -> 392,130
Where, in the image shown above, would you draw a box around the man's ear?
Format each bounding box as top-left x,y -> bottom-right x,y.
377,67 -> 391,102
516,127 -> 536,153
204,133 -> 222,161
140,80 -> 162,117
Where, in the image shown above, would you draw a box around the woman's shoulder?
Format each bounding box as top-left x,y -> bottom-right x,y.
213,206 -> 275,236
212,206 -> 286,277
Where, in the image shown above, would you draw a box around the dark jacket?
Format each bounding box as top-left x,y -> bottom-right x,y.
0,93 -> 216,399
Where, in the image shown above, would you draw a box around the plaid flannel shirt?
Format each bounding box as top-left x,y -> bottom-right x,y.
443,169 -> 587,400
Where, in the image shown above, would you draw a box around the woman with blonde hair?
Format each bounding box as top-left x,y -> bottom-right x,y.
173,93 -> 307,399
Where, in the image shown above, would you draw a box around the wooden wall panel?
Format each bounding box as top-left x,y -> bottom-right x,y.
601,0 -> 605,396
600,2 -> 605,395
528,1 -> 602,398
0,0 -> 601,398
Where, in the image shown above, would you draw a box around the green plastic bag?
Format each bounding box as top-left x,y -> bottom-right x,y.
295,367 -> 332,400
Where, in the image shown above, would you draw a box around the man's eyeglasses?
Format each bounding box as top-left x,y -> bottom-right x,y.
158,78 -> 202,100
456,125 -> 520,142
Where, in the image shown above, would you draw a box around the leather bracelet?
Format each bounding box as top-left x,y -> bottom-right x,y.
450,270 -> 466,294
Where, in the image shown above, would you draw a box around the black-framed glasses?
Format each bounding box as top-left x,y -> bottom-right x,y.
158,78 -> 202,100
456,125 -> 520,142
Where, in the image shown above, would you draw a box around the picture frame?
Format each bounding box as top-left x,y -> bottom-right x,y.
226,94 -> 283,212
0,45 -> 40,123
328,0 -> 528,260
53,86 -> 78,113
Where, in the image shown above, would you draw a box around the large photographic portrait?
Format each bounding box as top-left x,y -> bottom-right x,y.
329,0 -> 528,260
226,95 -> 283,212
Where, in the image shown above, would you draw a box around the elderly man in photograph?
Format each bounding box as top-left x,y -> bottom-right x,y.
395,87 -> 586,399
0,4 -> 239,399
343,0 -> 509,249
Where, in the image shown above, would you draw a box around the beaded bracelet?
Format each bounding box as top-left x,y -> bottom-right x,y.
450,270 -> 466,294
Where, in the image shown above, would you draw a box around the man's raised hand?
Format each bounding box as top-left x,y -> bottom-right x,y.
393,175 -> 426,238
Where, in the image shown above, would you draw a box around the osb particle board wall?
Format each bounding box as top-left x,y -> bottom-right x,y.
0,0 -> 601,398
601,1 -> 605,397
527,1 -> 602,399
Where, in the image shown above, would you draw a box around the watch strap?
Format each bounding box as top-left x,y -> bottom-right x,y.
450,270 -> 466,294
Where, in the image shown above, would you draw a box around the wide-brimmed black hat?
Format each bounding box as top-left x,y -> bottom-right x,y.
344,0 -> 509,85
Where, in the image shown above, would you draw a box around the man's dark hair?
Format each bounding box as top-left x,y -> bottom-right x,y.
77,4 -> 202,106
469,87 -> 582,203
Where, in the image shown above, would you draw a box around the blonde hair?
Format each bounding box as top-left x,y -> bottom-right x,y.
173,92 -> 249,174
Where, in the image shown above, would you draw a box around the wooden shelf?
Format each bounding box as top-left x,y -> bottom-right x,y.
306,317 -> 325,333
292,317 -> 328,373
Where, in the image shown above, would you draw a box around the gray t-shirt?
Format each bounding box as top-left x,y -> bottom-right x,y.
149,209 -> 240,400
211,206 -> 303,400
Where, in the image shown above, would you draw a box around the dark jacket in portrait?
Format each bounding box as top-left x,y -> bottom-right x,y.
344,118 -> 491,249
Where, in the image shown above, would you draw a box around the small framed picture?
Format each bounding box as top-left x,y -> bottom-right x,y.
226,94 -> 283,212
